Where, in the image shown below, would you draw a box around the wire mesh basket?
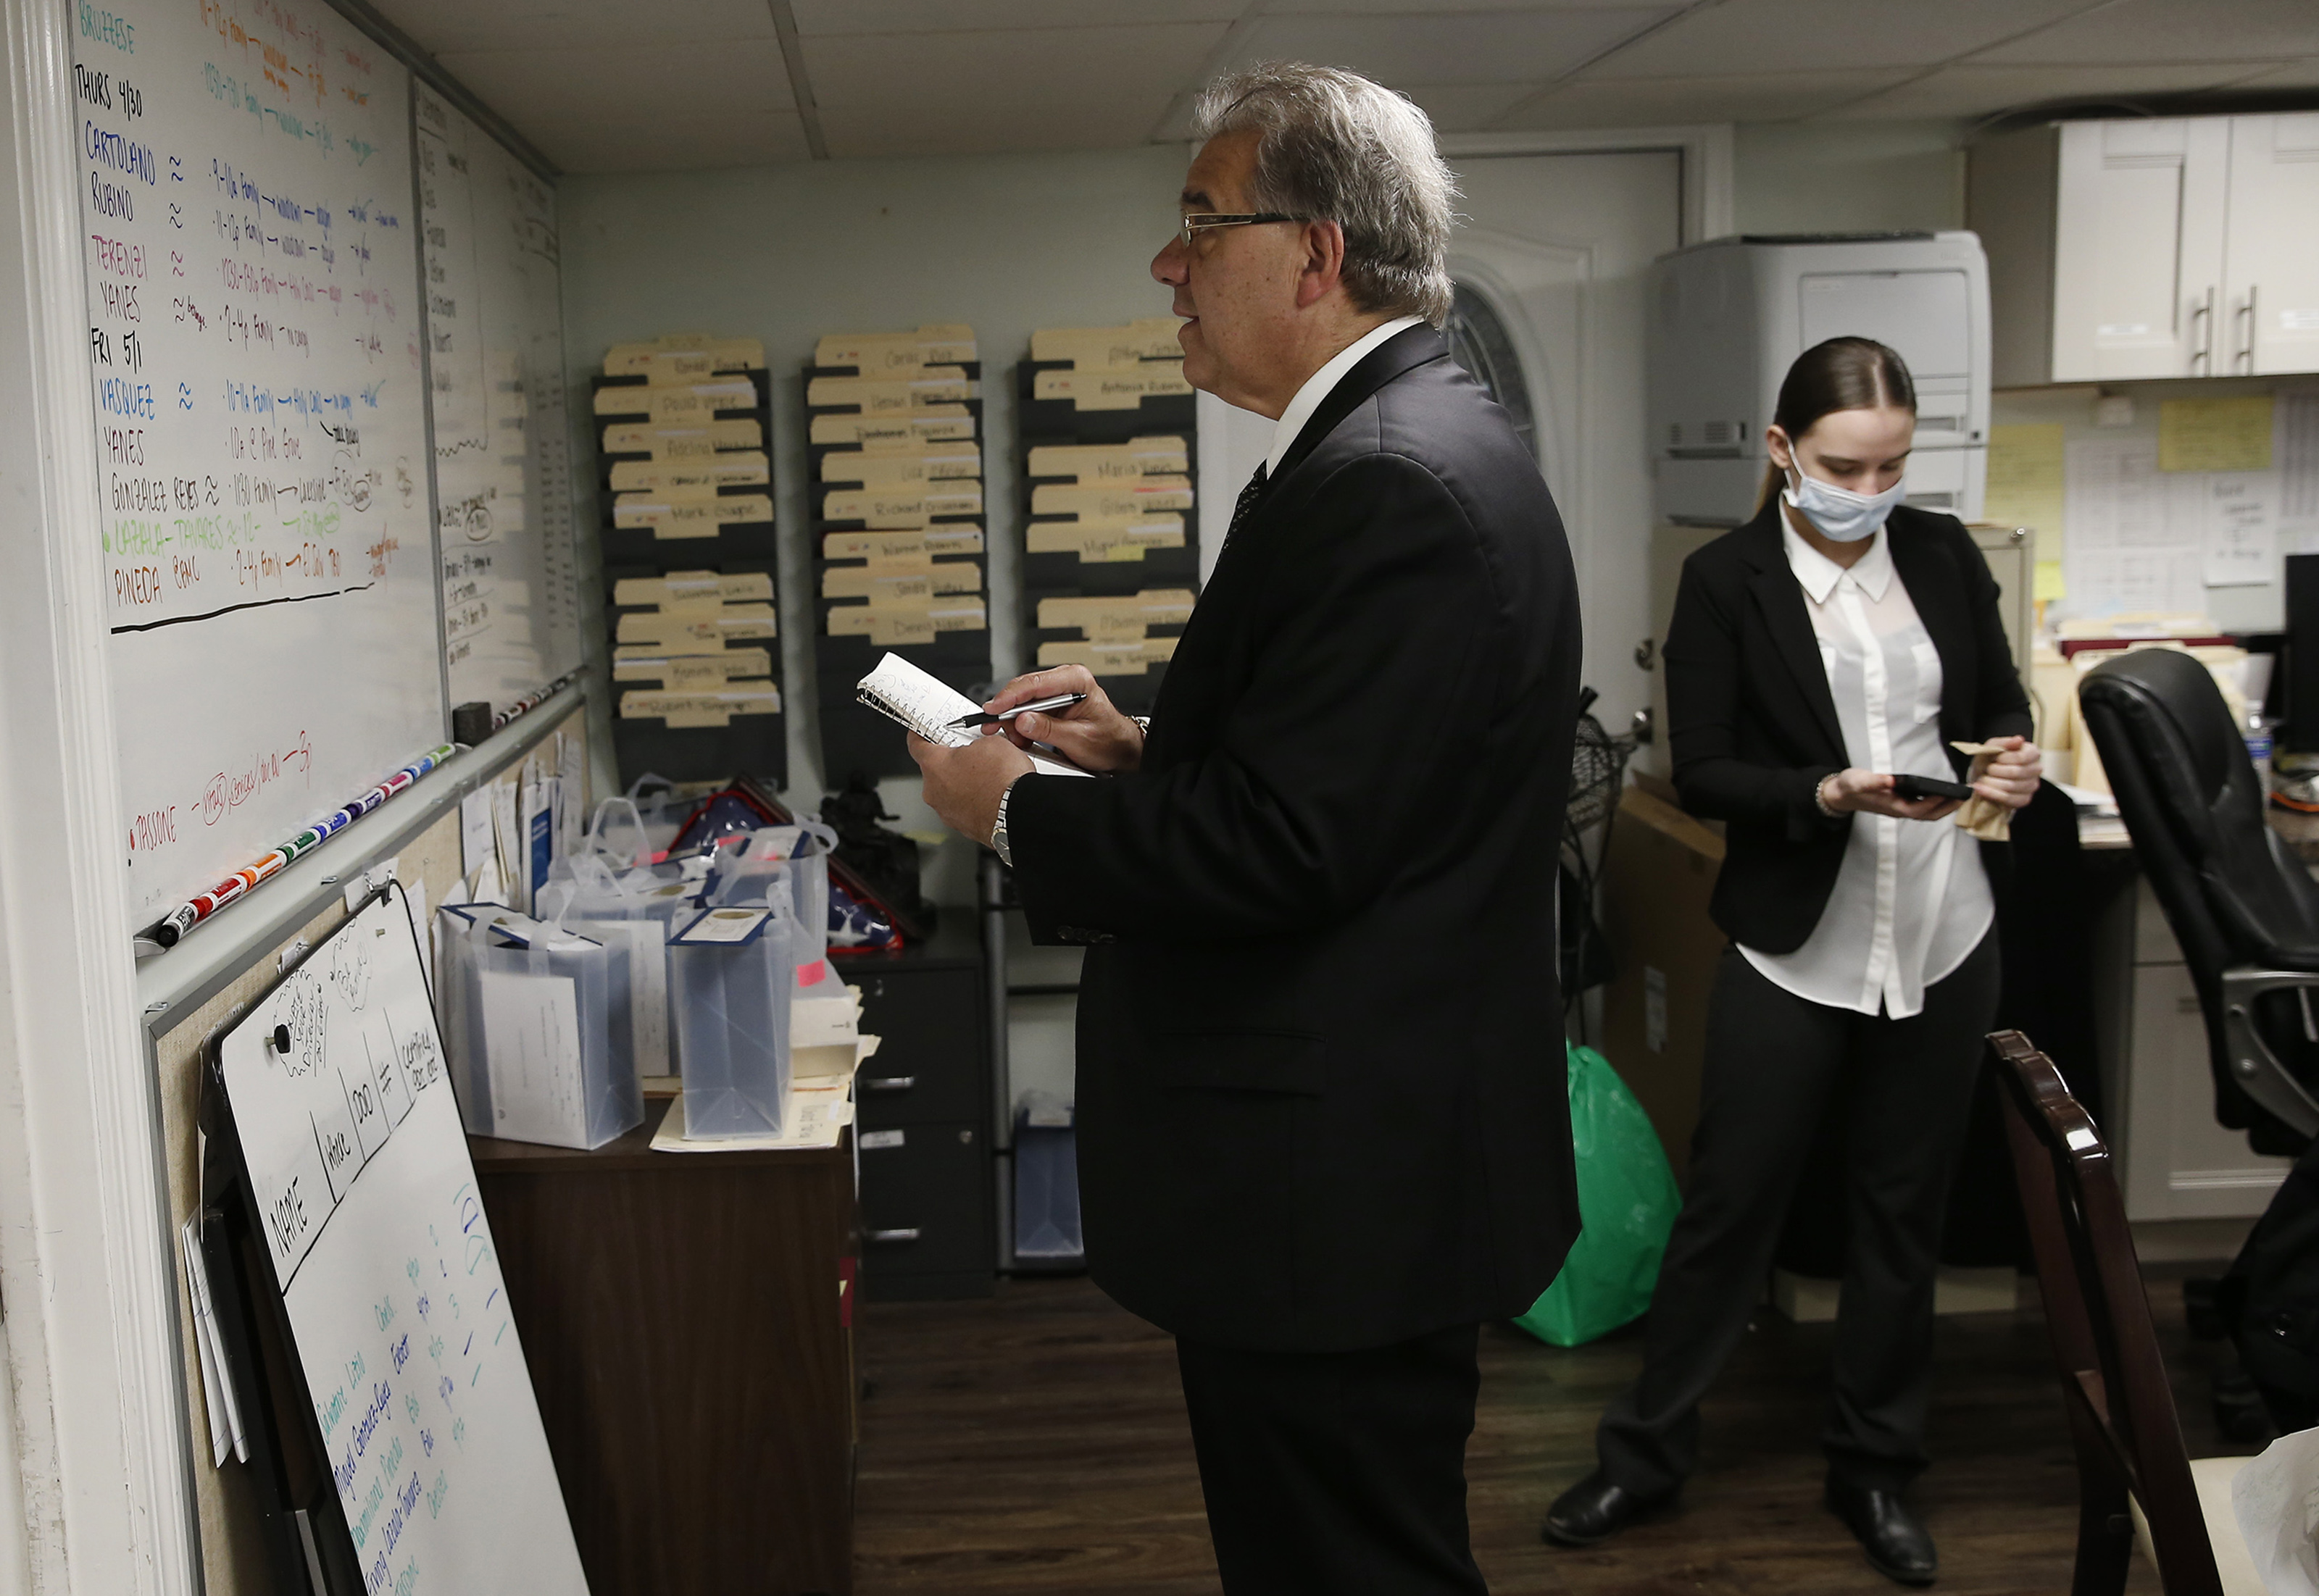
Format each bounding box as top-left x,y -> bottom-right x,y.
1562,688 -> 1641,1030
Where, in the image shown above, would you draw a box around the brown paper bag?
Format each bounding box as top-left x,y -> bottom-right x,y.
1949,740 -> 2012,841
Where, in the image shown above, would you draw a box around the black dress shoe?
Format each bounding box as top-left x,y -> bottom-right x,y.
1541,1470 -> 1671,1547
1825,1477 -> 1938,1586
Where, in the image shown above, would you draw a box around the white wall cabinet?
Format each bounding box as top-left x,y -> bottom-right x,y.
1971,113 -> 2319,386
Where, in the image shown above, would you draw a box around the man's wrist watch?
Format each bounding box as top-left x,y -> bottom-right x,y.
990,775 -> 1023,866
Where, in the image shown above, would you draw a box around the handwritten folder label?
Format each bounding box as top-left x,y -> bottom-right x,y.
822,526 -> 984,561
1025,516 -> 1187,561
821,559 -> 983,600
601,337 -> 765,377
612,570 -> 775,608
618,686 -> 783,728
806,370 -> 978,412
1031,317 -> 1183,366
616,605 -> 778,646
1031,367 -> 1193,410
818,446 -> 983,487
1036,635 -> 1181,675
612,490 -> 774,536
825,597 -> 988,646
601,418 -> 763,458
820,483 -> 984,525
1027,435 -> 1190,481
607,451 -> 770,493
591,378 -> 760,421
1031,477 -> 1194,518
612,647 -> 772,688
1036,588 -> 1197,638
814,325 -> 977,369
809,409 -> 975,447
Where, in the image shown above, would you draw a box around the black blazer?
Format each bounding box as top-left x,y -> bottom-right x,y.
1007,325 -> 1583,1353
1663,500 -> 2033,953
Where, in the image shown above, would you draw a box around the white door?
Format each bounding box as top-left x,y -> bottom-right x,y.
1197,151 -> 1683,734
2225,112 -> 2319,377
2052,118 -> 2230,381
1448,151 -> 1683,738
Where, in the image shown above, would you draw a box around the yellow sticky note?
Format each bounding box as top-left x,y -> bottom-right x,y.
1985,423 -> 2065,540
2158,396 -> 2274,473
2034,559 -> 2066,603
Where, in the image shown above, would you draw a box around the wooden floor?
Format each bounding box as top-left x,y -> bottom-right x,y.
854,1268 -> 2254,1595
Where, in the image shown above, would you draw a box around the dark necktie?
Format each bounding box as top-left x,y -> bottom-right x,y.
1223,461 -> 1268,551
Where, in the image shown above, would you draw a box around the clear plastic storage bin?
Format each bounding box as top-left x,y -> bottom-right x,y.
669,897 -> 799,1138
1013,1093 -> 1084,1263
436,903 -> 644,1150
705,822 -> 838,988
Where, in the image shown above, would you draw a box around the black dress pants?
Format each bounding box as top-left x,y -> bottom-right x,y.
1596,932 -> 2000,1499
1176,1323 -> 1490,1596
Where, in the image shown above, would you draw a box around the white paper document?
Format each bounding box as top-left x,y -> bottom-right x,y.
855,652 -> 1091,777
477,967 -> 587,1145
2204,471 -> 2278,587
651,1084 -> 856,1152
2233,1425 -> 2319,1596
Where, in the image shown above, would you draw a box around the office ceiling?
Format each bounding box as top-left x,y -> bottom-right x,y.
362,0 -> 2319,173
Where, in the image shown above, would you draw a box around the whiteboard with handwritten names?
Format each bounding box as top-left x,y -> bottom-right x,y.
415,82 -> 583,717
75,0 -> 447,922
218,887 -> 586,1596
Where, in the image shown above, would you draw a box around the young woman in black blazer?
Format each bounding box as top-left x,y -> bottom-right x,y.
1544,339 -> 2042,1587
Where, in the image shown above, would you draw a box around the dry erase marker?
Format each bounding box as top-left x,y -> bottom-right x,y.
149,743 -> 454,947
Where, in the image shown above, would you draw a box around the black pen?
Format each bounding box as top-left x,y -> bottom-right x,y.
948,693 -> 1086,729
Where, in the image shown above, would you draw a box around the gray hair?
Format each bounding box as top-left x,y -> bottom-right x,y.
1191,62 -> 1458,326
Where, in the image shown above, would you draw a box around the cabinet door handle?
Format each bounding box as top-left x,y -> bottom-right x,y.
2191,285 -> 2217,375
865,1075 -> 916,1092
865,1227 -> 921,1245
2237,285 -> 2259,374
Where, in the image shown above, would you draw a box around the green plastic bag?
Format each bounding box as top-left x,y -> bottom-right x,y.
1513,1043 -> 1682,1348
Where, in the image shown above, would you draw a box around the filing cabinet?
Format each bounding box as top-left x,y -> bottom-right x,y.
841,922 -> 995,1300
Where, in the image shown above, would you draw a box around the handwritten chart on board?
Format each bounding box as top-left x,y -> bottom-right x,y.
219,888 -> 586,1596
75,0 -> 446,920
415,84 -> 583,716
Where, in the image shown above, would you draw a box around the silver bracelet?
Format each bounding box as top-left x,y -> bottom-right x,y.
1814,774 -> 1840,819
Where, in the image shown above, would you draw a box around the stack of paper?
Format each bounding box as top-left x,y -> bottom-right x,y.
649,980 -> 880,1153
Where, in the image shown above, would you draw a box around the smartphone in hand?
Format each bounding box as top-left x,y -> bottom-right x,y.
1890,772 -> 1975,803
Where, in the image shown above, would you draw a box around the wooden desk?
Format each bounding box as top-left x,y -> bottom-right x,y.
470,1100 -> 856,1596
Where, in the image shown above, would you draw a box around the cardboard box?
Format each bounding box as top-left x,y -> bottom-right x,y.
1597,782 -> 1725,1185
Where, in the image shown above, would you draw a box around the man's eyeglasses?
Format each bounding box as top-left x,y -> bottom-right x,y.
1178,212 -> 1302,248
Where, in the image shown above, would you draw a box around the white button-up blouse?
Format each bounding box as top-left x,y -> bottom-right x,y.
1737,522 -> 1994,1019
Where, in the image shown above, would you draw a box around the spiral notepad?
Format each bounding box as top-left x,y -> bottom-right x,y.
854,653 -> 1091,776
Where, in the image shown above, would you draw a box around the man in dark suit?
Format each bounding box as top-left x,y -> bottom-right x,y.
911,60 -> 1581,1596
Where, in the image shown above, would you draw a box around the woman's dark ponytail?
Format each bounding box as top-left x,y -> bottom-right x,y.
1755,337 -> 1918,511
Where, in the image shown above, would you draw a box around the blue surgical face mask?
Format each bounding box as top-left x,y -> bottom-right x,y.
1783,459 -> 1904,543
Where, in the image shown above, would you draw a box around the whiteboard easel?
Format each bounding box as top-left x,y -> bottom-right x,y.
207,885 -> 586,1594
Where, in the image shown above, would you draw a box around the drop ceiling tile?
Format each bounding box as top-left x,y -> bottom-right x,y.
437,40 -> 795,126
1581,0 -> 2101,78
1971,0 -> 2319,65
1500,68 -> 1915,127
1399,82 -> 1544,133
1223,9 -> 1683,86
527,111 -> 811,173
366,0 -> 773,55
791,0 -> 1241,30
806,22 -> 1231,158
2231,55 -> 2319,89
1820,61 -> 2286,120
1265,0 -> 1673,10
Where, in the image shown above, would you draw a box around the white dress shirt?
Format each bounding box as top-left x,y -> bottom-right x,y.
1266,315 -> 1425,475
1739,521 -> 1994,1019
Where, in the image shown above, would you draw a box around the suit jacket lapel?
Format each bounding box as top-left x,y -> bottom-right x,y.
1267,325 -> 1449,493
1736,506 -> 1847,759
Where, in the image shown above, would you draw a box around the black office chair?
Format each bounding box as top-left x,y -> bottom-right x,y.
2078,647 -> 2319,1148
2081,646 -> 2319,1433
